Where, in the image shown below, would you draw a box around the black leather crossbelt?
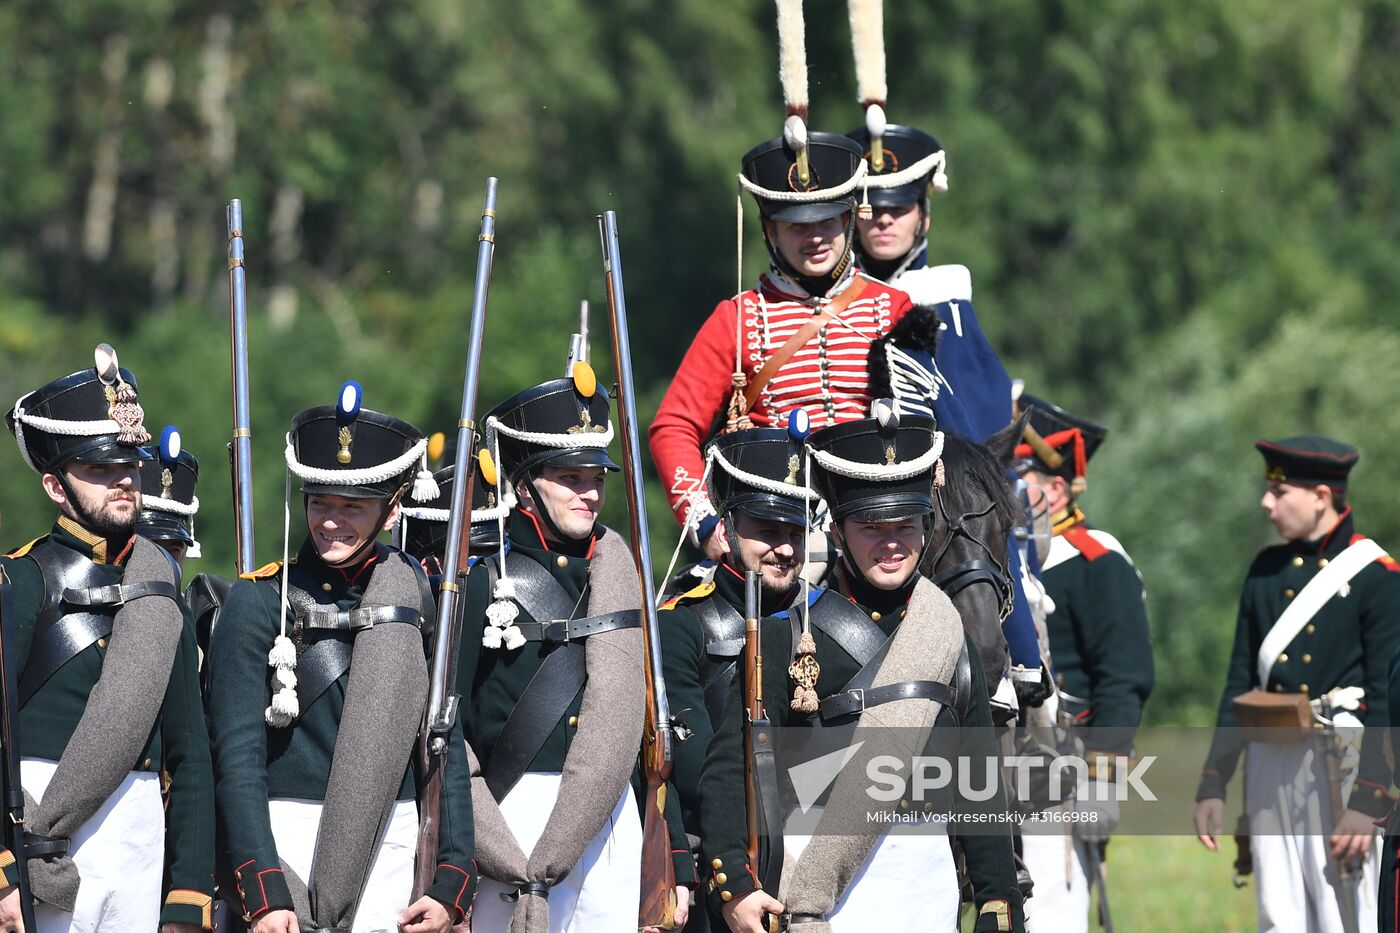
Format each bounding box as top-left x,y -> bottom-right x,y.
61,580 -> 179,606
819,679 -> 957,719
511,609 -> 640,643
295,604 -> 421,633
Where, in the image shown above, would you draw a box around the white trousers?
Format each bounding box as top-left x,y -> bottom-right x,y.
21,757 -> 165,933
1247,741 -> 1379,933
782,807 -> 961,931
268,796 -> 419,933
1020,830 -> 1090,933
474,773 -> 642,933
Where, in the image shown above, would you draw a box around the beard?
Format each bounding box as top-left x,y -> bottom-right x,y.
70,487 -> 139,538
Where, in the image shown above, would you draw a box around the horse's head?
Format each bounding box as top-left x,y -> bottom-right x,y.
920,416 -> 1028,684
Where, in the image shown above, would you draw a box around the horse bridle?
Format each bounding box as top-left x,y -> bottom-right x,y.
927,482 -> 1015,621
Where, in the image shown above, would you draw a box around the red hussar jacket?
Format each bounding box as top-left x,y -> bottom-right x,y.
649,268 -> 913,530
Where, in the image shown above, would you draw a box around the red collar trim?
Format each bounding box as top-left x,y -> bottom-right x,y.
336,547 -> 379,586
1314,507 -> 1352,554
518,508 -> 598,558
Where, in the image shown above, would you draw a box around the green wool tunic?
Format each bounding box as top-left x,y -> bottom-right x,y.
457,515 -> 693,886
1039,513 -> 1154,755
0,519 -> 214,928
1197,509 -> 1400,816
208,539 -> 477,924
698,565 -> 1026,931
660,564 -> 800,839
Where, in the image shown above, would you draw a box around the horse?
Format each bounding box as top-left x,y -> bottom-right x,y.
920,413 -> 1031,692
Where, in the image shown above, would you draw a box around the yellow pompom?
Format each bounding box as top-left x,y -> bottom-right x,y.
478,448 -> 498,488
427,431 -> 446,464
572,361 -> 597,398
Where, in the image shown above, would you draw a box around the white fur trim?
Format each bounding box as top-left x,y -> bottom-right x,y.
848,0 -> 887,108
894,264 -> 973,306
809,430 -> 945,481
776,0 -> 808,113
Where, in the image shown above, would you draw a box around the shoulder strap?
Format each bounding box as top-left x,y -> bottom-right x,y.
1256,537 -> 1387,686
1062,525 -> 1109,562
804,590 -> 887,668
741,277 -> 870,411
484,642 -> 588,801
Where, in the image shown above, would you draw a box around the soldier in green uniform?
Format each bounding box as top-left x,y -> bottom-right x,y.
659,425 -> 811,929
134,426 -> 201,567
701,404 -> 1025,933
458,369 -> 693,933
1194,435 -> 1400,931
1010,391 -> 1153,931
208,383 -> 476,933
0,346 -> 214,931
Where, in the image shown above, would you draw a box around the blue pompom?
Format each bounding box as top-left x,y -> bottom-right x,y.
336,380 -> 363,423
787,408 -> 811,441
159,425 -> 182,467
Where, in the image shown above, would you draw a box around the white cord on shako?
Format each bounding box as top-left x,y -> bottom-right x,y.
808,429 -> 945,482
9,393 -> 121,473
264,434 -> 441,727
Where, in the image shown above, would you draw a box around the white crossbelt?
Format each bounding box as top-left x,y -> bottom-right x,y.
1256,537 -> 1386,687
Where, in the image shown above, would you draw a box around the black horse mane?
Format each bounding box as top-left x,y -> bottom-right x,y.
936,429 -> 1020,532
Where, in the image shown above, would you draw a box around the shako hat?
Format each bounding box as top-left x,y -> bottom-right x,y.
1255,435 -> 1359,488
135,425 -> 201,556
705,425 -> 817,527
1012,391 -> 1107,495
285,381 -> 437,501
844,0 -> 949,211
808,401 -> 943,523
846,124 -> 947,208
483,364 -> 620,483
401,447 -> 514,561
7,343 -> 151,474
741,133 -> 866,223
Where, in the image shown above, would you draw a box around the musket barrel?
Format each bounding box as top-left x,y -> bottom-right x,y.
598,211 -> 672,761
425,177 -> 498,737
227,200 -> 256,576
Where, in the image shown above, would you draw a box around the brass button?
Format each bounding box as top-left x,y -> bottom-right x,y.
1302,654 -> 1312,664
143,758 -> 152,768
1300,684 -> 1309,695
712,858 -> 723,869
899,609 -> 907,620
1292,556 -> 1304,567
923,802 -> 933,813
568,716 -> 579,727
1306,624 -> 1316,635
1278,653 -> 1288,663
235,870 -> 243,881
721,891 -> 733,903
1273,684 -> 1284,692
1319,558 -> 1330,568
1284,589 -> 1295,599
715,872 -> 727,884
556,555 -> 569,568
870,611 -> 881,622
898,799 -> 909,810
322,582 -> 333,592
97,638 -> 107,649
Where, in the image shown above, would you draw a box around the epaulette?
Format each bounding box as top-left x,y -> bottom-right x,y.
239,560 -> 284,581
4,536 -> 45,559
1062,525 -> 1109,562
661,580 -> 716,611
1379,555 -> 1400,573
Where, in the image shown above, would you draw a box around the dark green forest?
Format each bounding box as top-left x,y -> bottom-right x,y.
3,0 -> 1400,725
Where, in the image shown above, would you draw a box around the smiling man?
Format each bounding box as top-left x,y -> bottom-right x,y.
1195,435 -> 1400,932
649,130 -> 914,559
208,388 -> 476,933
0,347 -> 213,933
459,372 -> 692,933
657,426 -> 813,929
699,405 -> 1025,933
